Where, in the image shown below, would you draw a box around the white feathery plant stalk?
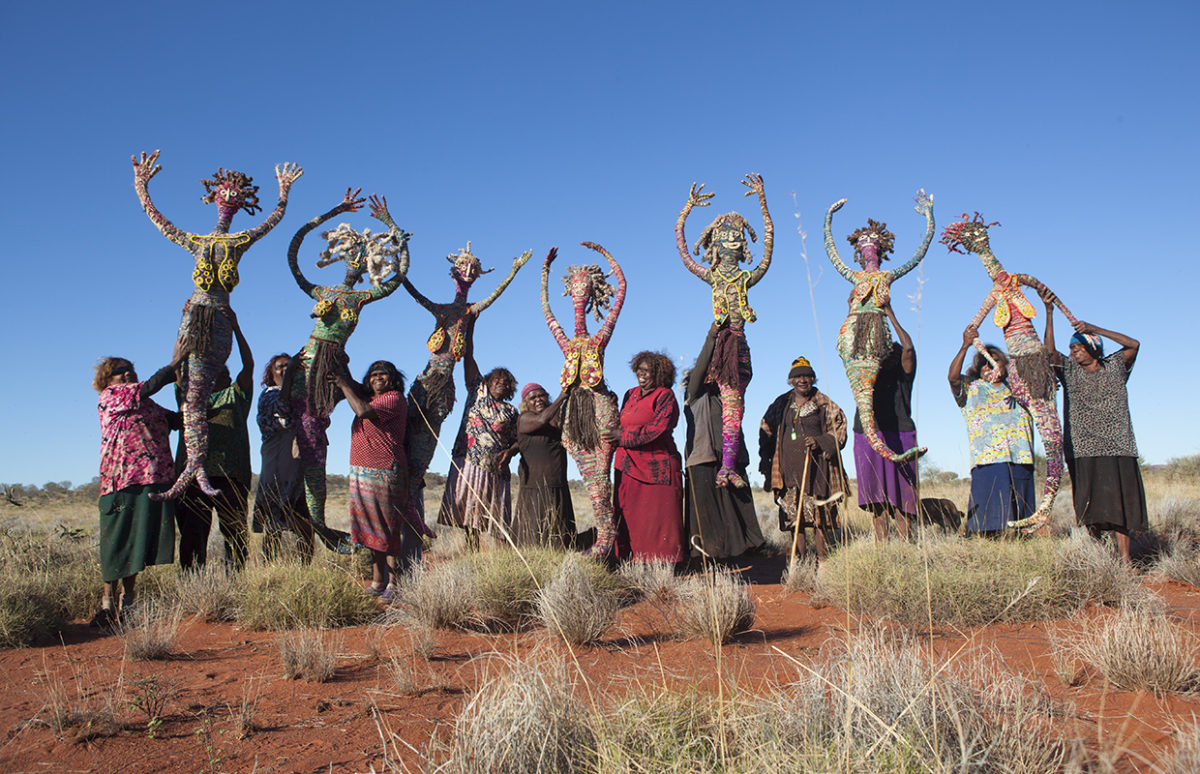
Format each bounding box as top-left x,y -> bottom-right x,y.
791,193 -> 829,379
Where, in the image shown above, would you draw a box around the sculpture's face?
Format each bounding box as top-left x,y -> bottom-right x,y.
713,224 -> 746,262
452,254 -> 481,285
855,233 -> 881,267
211,180 -> 247,214
942,219 -> 993,255
341,241 -> 368,286
567,268 -> 593,302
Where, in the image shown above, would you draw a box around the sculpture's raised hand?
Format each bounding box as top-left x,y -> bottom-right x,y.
514,249 -> 534,269
687,182 -> 714,208
342,187 -> 365,212
913,188 -> 933,218
741,172 -> 765,197
132,150 -> 162,183
275,162 -> 304,192
544,247 -> 559,268
368,194 -> 390,222
828,197 -> 847,215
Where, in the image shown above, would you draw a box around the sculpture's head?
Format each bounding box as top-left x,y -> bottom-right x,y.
694,212 -> 756,266
446,242 -> 493,291
562,264 -> 616,322
941,212 -> 999,255
847,219 -> 895,269
200,168 -> 261,218
317,224 -> 403,287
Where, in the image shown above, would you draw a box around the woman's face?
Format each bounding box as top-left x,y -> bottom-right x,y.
635,361 -> 653,391
488,377 -> 511,401
789,373 -> 815,396
108,361 -> 136,387
270,356 -> 290,387
1068,341 -> 1097,367
368,370 -> 393,396
528,390 -> 549,411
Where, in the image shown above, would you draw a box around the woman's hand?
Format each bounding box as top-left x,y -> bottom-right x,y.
962,325 -> 978,347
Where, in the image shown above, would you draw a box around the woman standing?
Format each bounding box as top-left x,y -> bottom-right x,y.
334,361 -> 433,597
513,383 -> 575,548
93,348 -> 183,624
682,324 -> 764,560
759,358 -> 847,562
614,352 -> 684,563
948,328 -> 1036,535
252,353 -> 316,563
438,368 -> 519,549
1044,303 -> 1145,563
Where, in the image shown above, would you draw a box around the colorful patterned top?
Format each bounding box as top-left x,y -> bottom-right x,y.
464,383 -> 519,472
350,390 -> 408,469
97,382 -> 175,496
954,379 -> 1035,468
1057,353 -> 1138,459
256,386 -> 290,443
175,383 -> 252,486
614,386 -> 682,485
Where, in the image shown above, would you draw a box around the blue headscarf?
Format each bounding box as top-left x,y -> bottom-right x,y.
1069,332 -> 1103,358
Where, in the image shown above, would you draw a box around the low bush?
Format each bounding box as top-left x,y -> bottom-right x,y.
673,569 -> 755,646
817,531 -> 1143,627
536,554 -> 621,645
617,559 -> 678,602
1057,605 -> 1200,695
171,563 -> 240,622
391,560 -> 477,630
238,562 -> 376,630
0,532 -> 102,646
467,546 -> 564,629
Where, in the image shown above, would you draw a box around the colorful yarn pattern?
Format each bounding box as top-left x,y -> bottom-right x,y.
541,243 -> 627,556
284,193 -> 409,528
132,150 -> 302,500
942,212 -> 1080,531
824,190 -> 934,464
675,174 -> 773,487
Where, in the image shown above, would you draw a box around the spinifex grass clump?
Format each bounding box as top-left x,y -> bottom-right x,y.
391,560 -> 477,630
120,600 -> 183,660
1057,605 -> 1200,695
277,629 -> 339,682
0,531 -> 102,647
817,531 -> 1142,627
237,561 -> 376,630
674,568 -> 755,645
536,554 -> 621,645
466,546 -> 566,630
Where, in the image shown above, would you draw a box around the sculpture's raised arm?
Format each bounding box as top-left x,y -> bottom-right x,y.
246,162 -> 303,242
888,189 -> 935,281
676,183 -> 714,282
584,241 -> 625,346
743,173 -> 773,286
132,150 -> 189,247
469,249 -> 533,314
541,247 -> 569,350
822,198 -> 857,282
288,187 -> 365,298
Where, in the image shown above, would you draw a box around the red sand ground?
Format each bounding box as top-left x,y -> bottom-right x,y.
1,560 -> 1198,773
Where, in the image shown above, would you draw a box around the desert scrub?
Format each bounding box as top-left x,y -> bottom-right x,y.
277,630 -> 339,682
817,531 -> 1143,627
1056,605 -> 1200,695
167,563 -> 241,621
389,559 -> 477,629
673,568 -> 755,645
617,559 -> 679,601
237,562 -> 376,630
598,687 -> 724,772
434,653 -> 594,774
466,546 -> 566,629
535,554 -> 621,645
1155,540 -> 1200,586
120,599 -> 183,660
744,628 -> 1072,772
0,531 -> 102,646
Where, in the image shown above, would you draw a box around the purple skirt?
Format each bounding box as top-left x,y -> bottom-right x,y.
853,431 -> 917,515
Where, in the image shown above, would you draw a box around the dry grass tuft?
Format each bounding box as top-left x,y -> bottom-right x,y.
1155,540 -> 1200,586
600,687 -> 724,771
1056,605 -> 1200,695
536,554 -> 621,645
277,629 -> 339,682
617,559 -> 679,601
434,653 -> 594,774
120,600 -> 183,661
35,663 -> 124,739
782,555 -> 819,593
1167,722 -> 1200,772
0,531 -> 102,646
466,547 -> 565,630
390,560 -> 476,630
172,563 -> 240,622
237,561 -> 377,630
674,568 -> 755,646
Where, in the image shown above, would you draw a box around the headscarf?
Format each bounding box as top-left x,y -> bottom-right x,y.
521,382 -> 546,402
1069,332 -> 1103,358
788,356 -> 815,379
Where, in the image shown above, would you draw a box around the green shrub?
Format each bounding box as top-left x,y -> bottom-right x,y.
237,561 -> 376,629
466,546 -> 567,629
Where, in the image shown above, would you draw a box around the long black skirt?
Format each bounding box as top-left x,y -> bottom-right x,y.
683,462 -> 765,559
1067,455 -> 1148,532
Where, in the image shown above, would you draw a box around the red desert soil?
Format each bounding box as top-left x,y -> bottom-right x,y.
1,559 -> 1197,773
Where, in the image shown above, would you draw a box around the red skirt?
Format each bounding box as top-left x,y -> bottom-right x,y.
615,471 -> 684,562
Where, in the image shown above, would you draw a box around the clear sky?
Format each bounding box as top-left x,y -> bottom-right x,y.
1,1 -> 1196,489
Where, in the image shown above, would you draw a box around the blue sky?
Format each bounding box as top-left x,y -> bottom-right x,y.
1,1 -> 1195,488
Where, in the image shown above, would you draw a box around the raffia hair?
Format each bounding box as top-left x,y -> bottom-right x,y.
316,224 -> 404,285
563,264 -> 616,322
199,168 -> 262,215
693,212 -> 757,266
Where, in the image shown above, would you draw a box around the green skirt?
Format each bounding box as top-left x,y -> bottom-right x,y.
99,483 -> 176,582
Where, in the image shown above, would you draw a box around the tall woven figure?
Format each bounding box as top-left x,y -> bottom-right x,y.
675,173 -> 773,488
403,240 -> 532,512
541,244 -> 626,557
132,150 -> 302,501
823,190 -> 934,463
942,213 -> 1080,531
284,190 -> 410,537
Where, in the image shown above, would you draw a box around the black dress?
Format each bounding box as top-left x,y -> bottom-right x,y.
513,419 -> 576,548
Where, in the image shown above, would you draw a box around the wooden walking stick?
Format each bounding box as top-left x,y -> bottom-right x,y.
788,449 -> 813,562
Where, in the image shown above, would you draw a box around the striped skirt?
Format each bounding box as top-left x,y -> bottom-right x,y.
437,458 -> 512,533
349,464 -> 430,554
